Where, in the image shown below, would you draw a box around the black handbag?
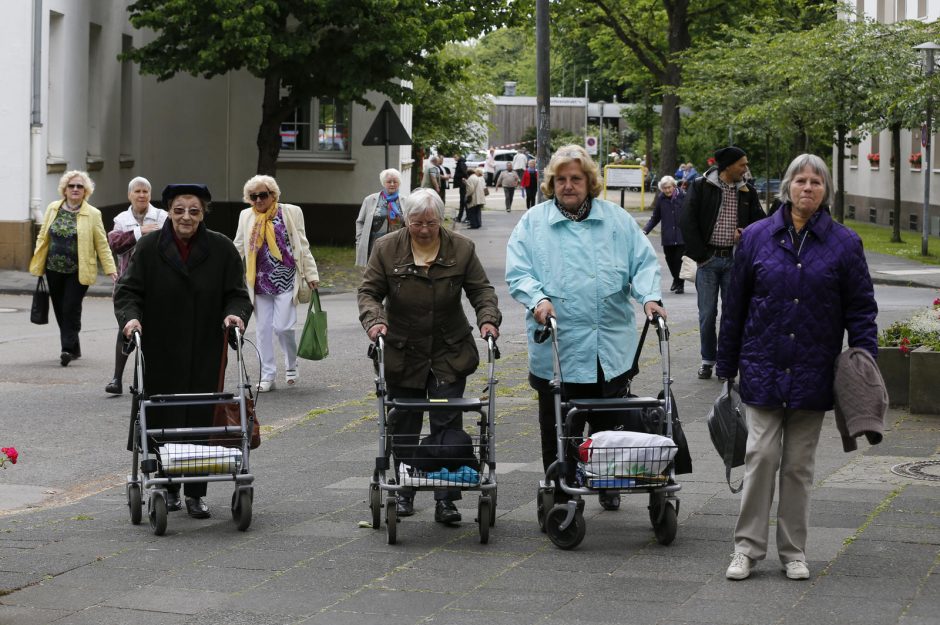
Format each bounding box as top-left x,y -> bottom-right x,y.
30,277 -> 50,325
707,381 -> 747,493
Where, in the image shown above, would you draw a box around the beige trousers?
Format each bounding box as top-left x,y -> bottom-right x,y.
733,404 -> 825,563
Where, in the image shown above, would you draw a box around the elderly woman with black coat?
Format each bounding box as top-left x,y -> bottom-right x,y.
358,188 -> 501,525
643,175 -> 686,294
114,184 -> 253,520
716,155 -> 877,582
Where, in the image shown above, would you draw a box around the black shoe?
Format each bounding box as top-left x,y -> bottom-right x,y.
698,364 -> 713,380
105,378 -> 122,395
434,500 -> 461,525
670,280 -> 678,292
599,492 -> 621,511
674,286 -> 684,294
396,496 -> 414,517
185,496 -> 211,519
165,490 -> 182,512
60,351 -> 72,367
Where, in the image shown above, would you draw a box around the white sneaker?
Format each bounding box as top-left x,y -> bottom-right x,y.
285,369 -> 298,386
258,379 -> 275,393
784,560 -> 810,580
726,552 -> 754,580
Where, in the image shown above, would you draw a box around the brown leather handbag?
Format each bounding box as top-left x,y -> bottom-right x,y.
211,327 -> 261,449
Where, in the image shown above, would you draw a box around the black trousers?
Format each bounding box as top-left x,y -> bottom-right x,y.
525,186 -> 538,209
530,367 -> 631,474
663,244 -> 685,286
466,204 -> 483,229
388,373 -> 466,501
45,270 -> 88,356
456,182 -> 468,220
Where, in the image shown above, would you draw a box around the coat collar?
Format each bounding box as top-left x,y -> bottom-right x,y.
157,220 -> 211,275
546,197 -> 605,226
771,203 -> 833,241
391,227 -> 457,270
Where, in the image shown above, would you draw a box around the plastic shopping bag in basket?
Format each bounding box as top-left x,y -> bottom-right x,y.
159,443 -> 242,475
578,430 -> 677,479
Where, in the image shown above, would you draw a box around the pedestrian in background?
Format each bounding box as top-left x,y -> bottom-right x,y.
233,175 -> 319,393
464,168 -> 486,229
453,154 -> 470,224
679,146 -> 765,380
358,188 -> 501,524
495,162 -> 520,212
355,169 -> 404,267
506,144 -> 665,510
717,154 -> 877,581
521,159 -> 539,210
105,176 -> 167,394
643,175 -> 686,294
484,147 -> 497,187
512,149 -> 528,185
29,170 -> 117,367
420,155 -> 441,196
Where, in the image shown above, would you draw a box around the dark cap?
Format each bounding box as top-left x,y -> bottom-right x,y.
714,146 -> 747,171
161,184 -> 212,208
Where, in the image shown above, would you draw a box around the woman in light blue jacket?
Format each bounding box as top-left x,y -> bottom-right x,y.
506,145 -> 665,507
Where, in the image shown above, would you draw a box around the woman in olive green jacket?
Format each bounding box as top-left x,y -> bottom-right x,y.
358,188 -> 501,525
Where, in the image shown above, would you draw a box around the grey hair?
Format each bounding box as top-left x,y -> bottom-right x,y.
779,153 -> 832,206
658,175 -> 677,191
242,174 -> 281,204
379,168 -> 402,185
403,188 -> 444,222
127,176 -> 151,193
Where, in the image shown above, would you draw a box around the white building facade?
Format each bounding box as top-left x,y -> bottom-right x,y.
842,0 -> 940,233
1,0 -> 412,270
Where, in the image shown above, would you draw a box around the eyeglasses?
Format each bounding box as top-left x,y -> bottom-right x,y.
249,191 -> 271,202
67,184 -> 84,190
408,221 -> 440,229
171,207 -> 203,217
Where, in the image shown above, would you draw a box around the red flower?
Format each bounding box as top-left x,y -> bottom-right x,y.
0,447 -> 17,465
707,157 -> 716,166
933,298 -> 939,307
899,337 -> 912,355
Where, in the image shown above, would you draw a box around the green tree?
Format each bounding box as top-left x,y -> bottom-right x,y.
122,0 -> 513,175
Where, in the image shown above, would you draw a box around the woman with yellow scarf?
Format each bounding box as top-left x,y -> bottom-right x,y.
233,175 -> 319,392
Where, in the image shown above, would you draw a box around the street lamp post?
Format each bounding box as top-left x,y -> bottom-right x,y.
914,42 -> 939,257
598,100 -> 605,169
584,79 -> 589,151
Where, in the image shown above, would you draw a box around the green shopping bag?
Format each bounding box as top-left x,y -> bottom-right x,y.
298,289 -> 329,360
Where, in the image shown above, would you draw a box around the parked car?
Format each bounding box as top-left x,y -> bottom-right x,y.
466,149 -> 517,172
753,177 -> 781,195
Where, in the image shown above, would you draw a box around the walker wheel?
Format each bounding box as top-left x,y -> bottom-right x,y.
545,504 -> 585,550
232,487 -> 253,531
385,497 -> 397,545
649,493 -> 677,545
369,484 -> 381,529
489,488 -> 497,527
127,482 -> 142,525
477,496 -> 492,544
149,492 -> 167,536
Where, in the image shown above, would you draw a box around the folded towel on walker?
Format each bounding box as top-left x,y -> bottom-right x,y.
398,463 -> 481,487
158,443 -> 242,475
578,431 -> 677,477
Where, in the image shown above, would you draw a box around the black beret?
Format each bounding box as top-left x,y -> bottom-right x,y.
162,184 -> 212,208
714,146 -> 747,171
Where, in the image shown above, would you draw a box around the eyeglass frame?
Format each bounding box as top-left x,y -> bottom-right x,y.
249,191 -> 271,202
170,207 -> 204,217
407,220 -> 441,229
66,184 -> 85,190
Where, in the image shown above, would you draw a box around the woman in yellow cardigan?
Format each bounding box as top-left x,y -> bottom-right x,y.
30,170 -> 117,366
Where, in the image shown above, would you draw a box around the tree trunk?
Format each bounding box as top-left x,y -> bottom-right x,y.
891,122 -> 903,243
256,73 -> 286,176
659,1 -> 690,178
834,125 -> 846,222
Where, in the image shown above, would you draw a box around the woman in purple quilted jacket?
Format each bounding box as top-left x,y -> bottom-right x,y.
715,154 -> 877,582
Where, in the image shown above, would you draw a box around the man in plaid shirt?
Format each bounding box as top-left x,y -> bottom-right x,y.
680,146 -> 765,380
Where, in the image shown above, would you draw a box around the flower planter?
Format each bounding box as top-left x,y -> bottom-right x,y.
909,347 -> 940,415
877,347 -> 910,408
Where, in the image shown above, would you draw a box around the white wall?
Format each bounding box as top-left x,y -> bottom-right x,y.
0,1 -> 35,223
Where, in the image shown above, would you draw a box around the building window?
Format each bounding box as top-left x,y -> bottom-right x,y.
870,132 -> 881,169
869,207 -> 877,224
918,0 -> 927,18
279,97 -> 350,157
910,214 -> 918,231
87,23 -> 103,160
119,35 -> 134,167
848,204 -> 856,220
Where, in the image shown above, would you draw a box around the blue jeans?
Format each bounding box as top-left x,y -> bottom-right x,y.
695,254 -> 734,364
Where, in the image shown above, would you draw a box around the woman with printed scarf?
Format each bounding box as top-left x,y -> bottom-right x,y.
234,175 -> 319,393
355,169 -> 405,267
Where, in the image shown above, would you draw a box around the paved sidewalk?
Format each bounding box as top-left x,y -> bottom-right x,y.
1,195 -> 938,625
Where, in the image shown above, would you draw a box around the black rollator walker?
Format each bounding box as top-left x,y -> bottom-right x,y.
536,314 -> 682,550
125,327 -> 256,535
368,333 -> 500,544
